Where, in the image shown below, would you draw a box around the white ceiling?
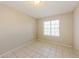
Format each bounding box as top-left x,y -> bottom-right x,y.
0,1 -> 79,19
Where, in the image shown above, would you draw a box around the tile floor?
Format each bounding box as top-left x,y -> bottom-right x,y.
0,41 -> 79,58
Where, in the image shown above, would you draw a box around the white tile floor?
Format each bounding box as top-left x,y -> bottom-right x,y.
0,41 -> 79,58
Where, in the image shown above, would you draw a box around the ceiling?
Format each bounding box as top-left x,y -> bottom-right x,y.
0,1 -> 79,19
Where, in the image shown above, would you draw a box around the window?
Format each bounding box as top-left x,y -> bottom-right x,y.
51,20 -> 59,36
44,20 -> 59,36
44,21 -> 50,35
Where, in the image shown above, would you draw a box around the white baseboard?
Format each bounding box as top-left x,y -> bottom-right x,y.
0,39 -> 35,56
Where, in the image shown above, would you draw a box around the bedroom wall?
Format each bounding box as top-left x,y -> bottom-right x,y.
37,12 -> 73,46
73,5 -> 79,52
0,5 -> 36,54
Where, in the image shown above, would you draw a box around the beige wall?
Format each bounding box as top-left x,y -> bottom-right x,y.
37,12 -> 73,46
0,5 -> 36,54
73,5 -> 79,52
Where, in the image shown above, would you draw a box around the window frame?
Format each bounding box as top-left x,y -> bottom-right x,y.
43,20 -> 60,37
